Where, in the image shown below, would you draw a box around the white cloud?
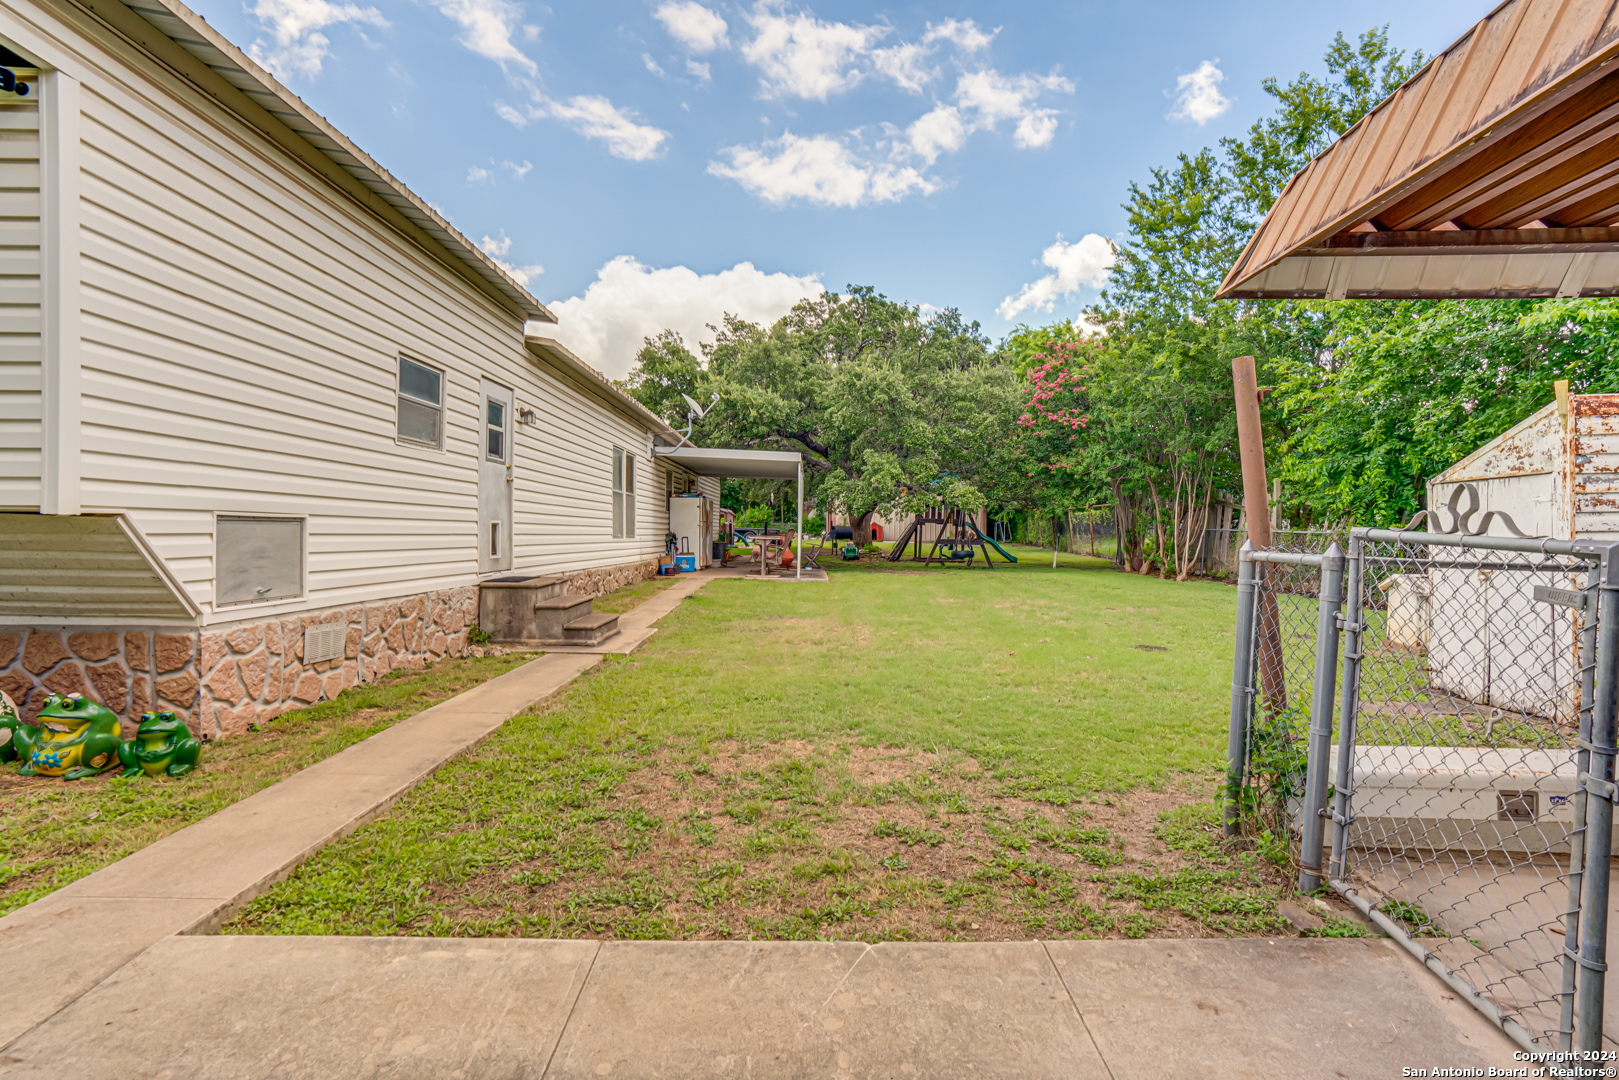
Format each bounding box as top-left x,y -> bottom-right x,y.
549,256 -> 821,379
655,0 -> 730,53
479,232 -> 544,286
467,165 -> 491,182
923,17 -> 996,52
996,233 -> 1115,322
1168,59 -> 1230,124
709,131 -> 937,208
435,0 -> 536,75
955,68 -> 1072,149
905,105 -> 965,166
503,159 -> 533,178
500,96 -> 670,160
247,0 -> 387,79
643,52 -> 666,77
687,59 -> 712,83
741,2 -> 887,101
872,42 -> 935,94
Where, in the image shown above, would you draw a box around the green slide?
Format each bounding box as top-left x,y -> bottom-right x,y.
967,521 -> 1017,563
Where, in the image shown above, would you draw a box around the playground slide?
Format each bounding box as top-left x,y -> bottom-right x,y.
967,521 -> 1018,563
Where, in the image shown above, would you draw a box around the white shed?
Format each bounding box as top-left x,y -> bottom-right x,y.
1415,392 -> 1619,719
0,0 -> 734,737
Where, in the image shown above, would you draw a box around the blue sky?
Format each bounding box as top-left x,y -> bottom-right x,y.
191,0 -> 1489,376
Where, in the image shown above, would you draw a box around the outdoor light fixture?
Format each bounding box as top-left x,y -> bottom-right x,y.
518,407 -> 537,426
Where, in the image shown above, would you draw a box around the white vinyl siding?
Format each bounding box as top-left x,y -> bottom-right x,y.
0,75 -> 38,509
8,4 -> 671,625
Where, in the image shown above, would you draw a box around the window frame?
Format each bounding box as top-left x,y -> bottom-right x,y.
213,513 -> 307,609
485,398 -> 507,463
612,447 -> 626,539
395,355 -> 445,451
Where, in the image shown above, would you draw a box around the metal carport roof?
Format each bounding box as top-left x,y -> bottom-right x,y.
650,447 -> 804,480
1218,0 -> 1619,301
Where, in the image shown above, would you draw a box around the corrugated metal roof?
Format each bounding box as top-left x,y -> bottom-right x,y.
1218,0 -> 1619,300
109,0 -> 554,323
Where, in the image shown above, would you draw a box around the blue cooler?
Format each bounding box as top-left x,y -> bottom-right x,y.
675,554 -> 697,572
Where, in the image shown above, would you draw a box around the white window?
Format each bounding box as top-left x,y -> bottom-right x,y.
485,399 -> 506,462
613,448 -> 636,539
397,356 -> 443,448
216,516 -> 303,606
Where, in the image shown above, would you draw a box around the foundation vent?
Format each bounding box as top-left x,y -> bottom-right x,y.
303,623 -> 345,664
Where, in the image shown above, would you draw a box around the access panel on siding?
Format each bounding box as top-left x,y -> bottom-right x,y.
0,72 -> 39,510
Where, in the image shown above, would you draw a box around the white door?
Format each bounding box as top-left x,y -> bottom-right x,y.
478,379 -> 514,574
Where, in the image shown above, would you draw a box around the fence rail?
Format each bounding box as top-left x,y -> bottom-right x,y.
1227,531 -> 1619,1052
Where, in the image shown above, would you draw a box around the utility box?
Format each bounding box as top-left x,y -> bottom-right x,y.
669,494 -> 712,569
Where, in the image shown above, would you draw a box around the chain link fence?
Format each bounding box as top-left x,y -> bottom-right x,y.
1228,530 -> 1619,1053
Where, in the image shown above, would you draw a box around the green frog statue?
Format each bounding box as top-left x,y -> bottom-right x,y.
9,692 -> 124,779
0,690 -> 21,764
117,710 -> 202,779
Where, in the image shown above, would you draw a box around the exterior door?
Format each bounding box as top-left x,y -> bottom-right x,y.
478,379 -> 514,573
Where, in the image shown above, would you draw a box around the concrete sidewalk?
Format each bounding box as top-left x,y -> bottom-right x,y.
0,935 -> 1513,1078
0,574 -> 714,1051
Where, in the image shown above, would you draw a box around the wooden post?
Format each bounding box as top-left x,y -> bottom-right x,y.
1232,356 -> 1286,713
1232,357 -> 1271,550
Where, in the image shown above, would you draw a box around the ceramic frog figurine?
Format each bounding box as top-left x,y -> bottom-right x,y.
0,690 -> 22,764
16,693 -> 123,779
118,710 -> 202,778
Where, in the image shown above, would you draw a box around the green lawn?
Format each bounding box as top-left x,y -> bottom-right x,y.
226,560 -> 1335,942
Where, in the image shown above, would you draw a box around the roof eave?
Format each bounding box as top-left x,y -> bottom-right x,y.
96,0 -> 555,323
524,334 -> 678,441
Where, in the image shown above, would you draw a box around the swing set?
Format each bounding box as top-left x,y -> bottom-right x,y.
885,508 -> 1018,568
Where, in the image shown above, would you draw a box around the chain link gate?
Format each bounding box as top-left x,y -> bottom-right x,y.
1227,531 -> 1619,1052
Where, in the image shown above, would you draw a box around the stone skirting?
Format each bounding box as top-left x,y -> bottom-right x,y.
0,560 -> 661,740
564,558 -> 661,599
0,587 -> 477,740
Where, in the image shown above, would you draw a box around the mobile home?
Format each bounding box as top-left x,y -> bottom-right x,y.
0,0 -> 723,737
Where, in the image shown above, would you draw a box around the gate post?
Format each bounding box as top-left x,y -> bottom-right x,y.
1299,541 -> 1345,893
1328,533 -> 1364,881
1226,542 -> 1259,837
1577,542 -> 1619,1051
1558,557 -> 1603,1050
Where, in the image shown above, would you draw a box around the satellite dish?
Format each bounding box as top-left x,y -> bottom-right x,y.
681,393 -> 704,418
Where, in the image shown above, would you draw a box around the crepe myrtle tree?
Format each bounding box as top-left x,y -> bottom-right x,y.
1014,340 -> 1107,561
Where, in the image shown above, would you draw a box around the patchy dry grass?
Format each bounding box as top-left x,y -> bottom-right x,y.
226,737 -> 1321,941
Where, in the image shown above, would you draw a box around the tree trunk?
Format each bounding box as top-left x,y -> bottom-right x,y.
852,511 -> 875,547
1145,476 -> 1167,577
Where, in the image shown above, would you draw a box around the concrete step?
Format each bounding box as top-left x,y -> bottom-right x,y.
478,575 -> 571,641
531,594 -> 595,643
563,610 -> 620,645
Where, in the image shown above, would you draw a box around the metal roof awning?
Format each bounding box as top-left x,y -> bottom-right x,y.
1218,0 -> 1619,301
651,446 -> 804,480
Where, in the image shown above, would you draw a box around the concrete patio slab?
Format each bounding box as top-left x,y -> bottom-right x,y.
0,935 -> 601,1079
1047,937 -> 1515,1078
546,939 -> 1111,1079
0,936 -> 1526,1079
